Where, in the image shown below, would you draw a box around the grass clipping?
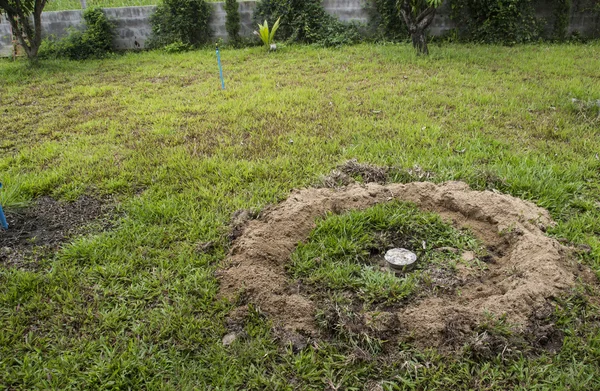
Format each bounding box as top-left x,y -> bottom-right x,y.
219,181 -> 586,349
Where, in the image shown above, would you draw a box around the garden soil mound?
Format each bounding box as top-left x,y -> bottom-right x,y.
219,181 -> 588,348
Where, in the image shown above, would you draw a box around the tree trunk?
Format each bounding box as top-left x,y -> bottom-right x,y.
399,2 -> 437,55
411,30 -> 428,55
30,0 -> 45,60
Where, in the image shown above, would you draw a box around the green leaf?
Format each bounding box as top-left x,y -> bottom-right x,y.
269,17 -> 281,44
258,20 -> 270,47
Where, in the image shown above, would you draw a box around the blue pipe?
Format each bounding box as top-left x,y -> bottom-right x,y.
0,183 -> 7,230
216,44 -> 225,90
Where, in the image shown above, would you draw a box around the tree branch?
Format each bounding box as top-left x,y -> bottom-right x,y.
416,7 -> 436,30
398,0 -> 416,32
416,6 -> 436,24
0,0 -> 17,15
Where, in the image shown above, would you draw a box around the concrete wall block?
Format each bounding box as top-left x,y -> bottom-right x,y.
214,1 -> 258,41
323,0 -> 367,22
104,6 -> 156,19
41,10 -> 83,23
102,6 -> 155,49
0,22 -> 12,57
39,10 -> 84,39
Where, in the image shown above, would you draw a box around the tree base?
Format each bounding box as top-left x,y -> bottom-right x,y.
411,32 -> 429,56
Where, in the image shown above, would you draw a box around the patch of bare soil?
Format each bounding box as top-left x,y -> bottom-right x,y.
0,196 -> 113,270
218,181 -> 595,350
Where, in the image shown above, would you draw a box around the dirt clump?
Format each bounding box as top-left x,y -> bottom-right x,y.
0,196 -> 112,269
228,208 -> 261,241
337,159 -> 389,184
218,181 -> 589,349
319,160 -> 435,188
319,169 -> 355,189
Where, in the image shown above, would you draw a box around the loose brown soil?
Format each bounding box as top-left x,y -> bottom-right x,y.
0,196 -> 112,269
218,181 -> 595,349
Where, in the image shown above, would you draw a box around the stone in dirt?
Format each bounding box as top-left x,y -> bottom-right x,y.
218,181 -> 594,349
222,332 -> 238,346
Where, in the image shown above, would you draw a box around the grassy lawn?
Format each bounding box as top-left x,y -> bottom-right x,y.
1,43 -> 600,389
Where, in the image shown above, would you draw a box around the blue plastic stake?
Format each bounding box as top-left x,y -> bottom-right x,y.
0,183 -> 8,230
216,43 -> 225,90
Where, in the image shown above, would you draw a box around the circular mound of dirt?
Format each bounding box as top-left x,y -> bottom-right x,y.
218,181 -> 587,348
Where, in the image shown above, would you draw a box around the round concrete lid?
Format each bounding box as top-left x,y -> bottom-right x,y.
384,248 -> 417,271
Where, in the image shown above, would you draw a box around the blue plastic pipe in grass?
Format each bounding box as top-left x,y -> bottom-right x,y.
216,43 -> 225,90
0,183 -> 7,230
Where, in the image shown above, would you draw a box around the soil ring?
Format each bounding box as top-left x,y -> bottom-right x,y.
218,181 -> 590,348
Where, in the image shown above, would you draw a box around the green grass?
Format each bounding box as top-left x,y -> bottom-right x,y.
290,201 -> 481,304
44,0 -> 221,12
1,43 -> 600,389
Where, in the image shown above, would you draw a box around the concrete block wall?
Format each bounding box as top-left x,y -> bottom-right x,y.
0,1 -> 258,56
535,0 -> 600,37
323,0 -> 370,24
0,16 -> 12,57
427,1 -> 454,36
41,9 -> 86,37
1,0 -> 598,57
569,0 -> 600,36
211,1 -> 257,39
105,6 -> 155,50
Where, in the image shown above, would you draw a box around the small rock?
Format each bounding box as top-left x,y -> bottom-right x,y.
222,332 -> 237,346
461,251 -> 476,262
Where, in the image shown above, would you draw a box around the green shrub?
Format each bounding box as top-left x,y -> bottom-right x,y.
163,41 -> 193,53
253,0 -> 361,46
366,0 -> 408,42
449,0 -> 541,44
147,0 -> 212,49
40,7 -> 114,60
225,0 -> 241,44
